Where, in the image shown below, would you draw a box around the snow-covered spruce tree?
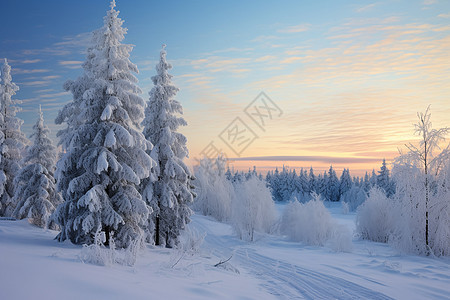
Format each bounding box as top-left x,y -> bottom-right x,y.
377,158 -> 395,197
53,1 -> 154,248
141,45 -> 195,247
308,167 -> 317,194
0,59 -> 27,217
13,107 -> 62,228
326,165 -> 340,201
339,168 -> 352,198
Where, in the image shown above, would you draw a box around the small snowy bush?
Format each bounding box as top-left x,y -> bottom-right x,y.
341,186 -> 367,211
79,230 -> 116,266
79,229 -> 142,266
177,227 -> 205,256
341,201 -> 350,215
193,157 -> 233,222
232,177 -> 277,241
281,193 -> 352,251
330,224 -> 353,252
281,194 -> 333,246
356,187 -> 395,243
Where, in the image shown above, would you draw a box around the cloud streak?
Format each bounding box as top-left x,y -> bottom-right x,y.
278,24 -> 310,33
231,156 -> 381,164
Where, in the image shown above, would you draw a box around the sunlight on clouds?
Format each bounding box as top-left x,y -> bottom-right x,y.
181,15 -> 449,173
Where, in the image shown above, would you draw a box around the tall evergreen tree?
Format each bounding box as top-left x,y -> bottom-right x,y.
299,168 -> 309,194
319,171 -> 328,197
53,1 -> 154,248
377,159 -> 394,197
0,59 -> 27,217
327,165 -> 340,201
308,167 -> 317,194
141,45 -> 195,247
363,171 -> 371,192
270,167 -> 283,201
13,107 -> 62,228
369,169 -> 377,187
339,168 -> 352,197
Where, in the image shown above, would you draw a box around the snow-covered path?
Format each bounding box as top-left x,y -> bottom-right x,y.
192,214 -> 393,299
234,249 -> 393,299
190,203 -> 450,300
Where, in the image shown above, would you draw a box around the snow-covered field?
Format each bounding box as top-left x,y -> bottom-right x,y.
1,203 -> 449,300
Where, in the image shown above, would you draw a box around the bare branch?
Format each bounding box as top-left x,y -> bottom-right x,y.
214,255 -> 233,267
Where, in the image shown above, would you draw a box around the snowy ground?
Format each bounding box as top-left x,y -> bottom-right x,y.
1,203 -> 450,300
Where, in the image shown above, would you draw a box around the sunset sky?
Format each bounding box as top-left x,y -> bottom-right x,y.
1,0 -> 449,176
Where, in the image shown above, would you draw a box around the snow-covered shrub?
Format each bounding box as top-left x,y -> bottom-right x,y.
356,187 -> 395,243
193,157 -> 233,222
79,230 -> 116,266
330,224 -> 353,252
281,194 -> 333,246
177,227 -> 205,256
430,164 -> 450,256
341,186 -> 367,211
291,190 -> 312,203
79,228 -> 142,267
232,177 -> 277,241
281,193 -> 352,251
341,201 -> 350,214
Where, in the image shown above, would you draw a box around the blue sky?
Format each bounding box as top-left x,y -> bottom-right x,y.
1,0 -> 449,175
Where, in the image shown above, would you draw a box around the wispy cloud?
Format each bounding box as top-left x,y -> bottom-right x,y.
21,59 -> 42,64
356,3 -> 377,13
251,35 -> 279,43
231,156 -> 381,164
19,32 -> 91,58
38,91 -> 70,99
278,24 -> 310,33
21,81 -> 50,87
190,56 -> 252,74
423,0 -> 437,5
21,48 -> 71,56
208,47 -> 254,54
254,55 -> 277,62
59,60 -> 83,69
54,32 -> 91,48
13,68 -> 49,74
41,75 -> 61,80
438,13 -> 450,18
36,88 -> 55,93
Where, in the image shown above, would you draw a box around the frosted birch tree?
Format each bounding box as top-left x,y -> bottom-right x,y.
141,45 -> 195,247
393,106 -> 449,254
13,107 -> 62,228
0,59 -> 27,217
53,1 -> 154,248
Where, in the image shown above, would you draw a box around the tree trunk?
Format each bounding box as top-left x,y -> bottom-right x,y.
104,225 -> 110,247
423,126 -> 429,255
155,215 -> 160,246
425,176 -> 429,253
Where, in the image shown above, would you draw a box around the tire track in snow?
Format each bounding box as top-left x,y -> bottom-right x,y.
191,216 -> 393,300
235,249 -> 393,300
